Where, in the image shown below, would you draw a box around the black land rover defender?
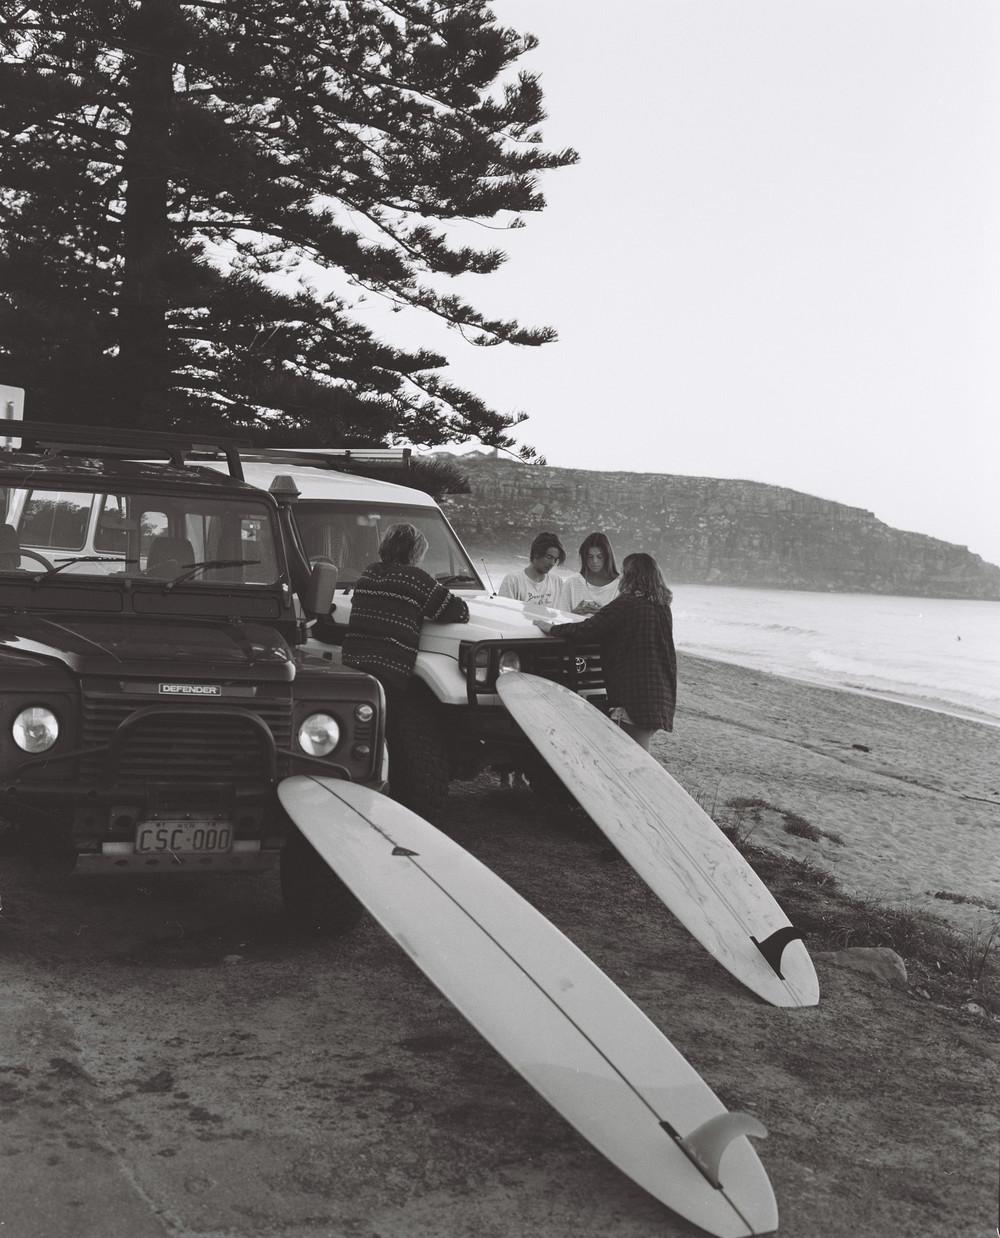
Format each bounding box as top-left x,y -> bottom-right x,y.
0,423 -> 385,934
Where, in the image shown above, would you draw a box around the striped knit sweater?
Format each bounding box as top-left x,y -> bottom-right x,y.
342,561 -> 469,690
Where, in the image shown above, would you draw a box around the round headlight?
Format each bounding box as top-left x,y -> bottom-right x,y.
497,650 -> 521,675
13,706 -> 59,754
354,703 -> 375,723
297,713 -> 341,757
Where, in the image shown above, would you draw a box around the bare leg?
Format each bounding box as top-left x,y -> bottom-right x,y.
620,722 -> 655,752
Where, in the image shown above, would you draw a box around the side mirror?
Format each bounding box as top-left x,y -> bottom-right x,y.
301,560 -> 337,617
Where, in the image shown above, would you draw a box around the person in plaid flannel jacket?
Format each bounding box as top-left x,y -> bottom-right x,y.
539,552 -> 676,752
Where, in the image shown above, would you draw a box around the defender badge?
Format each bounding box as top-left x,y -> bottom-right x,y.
158,683 -> 222,696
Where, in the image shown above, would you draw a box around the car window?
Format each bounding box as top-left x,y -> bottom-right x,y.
294,502 -> 482,588
18,490 -> 92,550
3,484 -> 282,585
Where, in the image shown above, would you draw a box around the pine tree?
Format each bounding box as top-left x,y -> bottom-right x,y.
0,1 -> 576,452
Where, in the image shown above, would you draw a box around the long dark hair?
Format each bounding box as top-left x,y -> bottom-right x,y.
577,531 -> 619,579
619,553 -> 672,605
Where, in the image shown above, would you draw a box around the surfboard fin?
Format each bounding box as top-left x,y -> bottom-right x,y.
392,845 -> 419,857
751,926 -> 803,978
664,1112 -> 769,1189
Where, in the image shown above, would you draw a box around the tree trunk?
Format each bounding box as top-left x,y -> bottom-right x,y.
116,0 -> 178,429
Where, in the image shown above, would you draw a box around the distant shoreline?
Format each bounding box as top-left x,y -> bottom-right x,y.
680,650 -> 1000,733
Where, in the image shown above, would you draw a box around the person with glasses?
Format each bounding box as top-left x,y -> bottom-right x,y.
497,531 -> 567,607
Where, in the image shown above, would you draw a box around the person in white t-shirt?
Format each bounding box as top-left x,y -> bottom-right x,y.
560,531 -> 621,614
498,531 -> 566,607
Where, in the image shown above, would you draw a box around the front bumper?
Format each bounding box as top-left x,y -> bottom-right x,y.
460,637 -> 606,706
75,841 -> 281,875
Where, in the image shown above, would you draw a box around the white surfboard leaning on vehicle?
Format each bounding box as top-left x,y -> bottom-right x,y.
496,672 -> 819,1009
277,775 -> 778,1238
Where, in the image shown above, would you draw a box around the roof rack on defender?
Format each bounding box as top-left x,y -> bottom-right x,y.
9,422 -> 248,480
238,446 -> 412,473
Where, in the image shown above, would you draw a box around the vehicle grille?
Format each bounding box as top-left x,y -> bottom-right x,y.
80,691 -> 293,784
523,641 -> 605,692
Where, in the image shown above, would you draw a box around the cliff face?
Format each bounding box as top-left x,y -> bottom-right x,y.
439,455 -> 1000,600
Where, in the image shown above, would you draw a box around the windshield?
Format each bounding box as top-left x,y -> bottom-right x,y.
294,501 -> 484,590
0,485 -> 283,586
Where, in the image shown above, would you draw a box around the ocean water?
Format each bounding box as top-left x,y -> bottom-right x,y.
479,560 -> 1000,727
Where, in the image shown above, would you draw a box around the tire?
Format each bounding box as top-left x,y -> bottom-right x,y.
385,692 -> 451,822
24,826 -> 76,873
280,826 -> 364,937
524,756 -> 577,808
0,820 -> 25,857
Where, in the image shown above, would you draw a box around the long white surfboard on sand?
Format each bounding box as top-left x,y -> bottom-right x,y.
497,672 -> 819,1009
278,775 -> 778,1238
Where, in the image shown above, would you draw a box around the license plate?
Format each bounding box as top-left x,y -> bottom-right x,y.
135,820 -> 233,854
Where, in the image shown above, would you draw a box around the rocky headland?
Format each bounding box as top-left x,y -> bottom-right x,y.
438,453 -> 1000,599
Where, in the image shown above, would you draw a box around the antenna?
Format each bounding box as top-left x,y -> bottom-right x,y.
480,558 -> 496,596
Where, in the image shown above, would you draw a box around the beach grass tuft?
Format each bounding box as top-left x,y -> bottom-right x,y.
725,796 -> 771,820
958,919 -> 1000,990
723,797 -> 845,846
782,812 -> 822,841
932,890 -> 1000,913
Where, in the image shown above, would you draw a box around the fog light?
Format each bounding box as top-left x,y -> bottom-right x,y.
354,703 -> 375,723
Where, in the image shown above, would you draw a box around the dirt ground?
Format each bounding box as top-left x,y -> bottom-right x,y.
2,765 -> 998,1238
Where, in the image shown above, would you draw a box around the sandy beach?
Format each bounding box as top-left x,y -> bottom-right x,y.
662,653 -> 1000,934
4,649 -> 1000,1238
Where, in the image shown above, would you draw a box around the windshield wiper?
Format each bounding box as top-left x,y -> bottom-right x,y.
163,558 -> 260,590
435,573 -> 479,585
32,556 -> 138,582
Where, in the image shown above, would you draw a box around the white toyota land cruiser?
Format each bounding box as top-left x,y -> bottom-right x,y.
227,450 -> 608,819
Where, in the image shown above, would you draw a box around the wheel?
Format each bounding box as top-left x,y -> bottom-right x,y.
386,692 -> 451,822
0,819 -> 25,857
22,823 -> 76,871
524,755 -> 577,808
280,826 -> 364,937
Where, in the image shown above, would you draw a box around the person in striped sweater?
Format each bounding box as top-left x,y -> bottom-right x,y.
343,523 -> 469,692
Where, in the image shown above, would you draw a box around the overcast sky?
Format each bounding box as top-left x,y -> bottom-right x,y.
351,1 -> 1000,567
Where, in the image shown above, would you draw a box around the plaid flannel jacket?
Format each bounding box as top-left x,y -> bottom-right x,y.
550,593 -> 676,730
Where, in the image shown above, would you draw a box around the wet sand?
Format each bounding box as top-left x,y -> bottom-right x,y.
659,654 -> 1000,932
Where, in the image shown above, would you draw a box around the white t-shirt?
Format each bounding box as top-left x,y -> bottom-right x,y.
498,569 -> 563,608
560,574 -> 620,612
